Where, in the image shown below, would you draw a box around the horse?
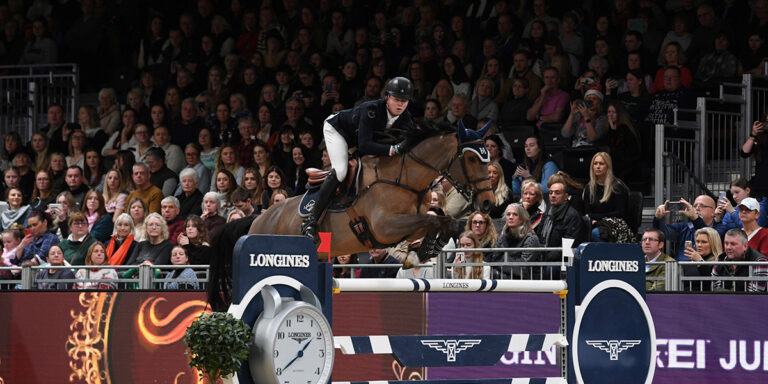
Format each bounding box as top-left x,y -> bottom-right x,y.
246,119 -> 496,257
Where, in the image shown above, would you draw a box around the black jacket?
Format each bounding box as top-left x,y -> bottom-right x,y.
327,98 -> 412,156
536,200 -> 588,262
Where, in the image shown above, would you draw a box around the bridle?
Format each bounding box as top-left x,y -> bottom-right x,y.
407,139 -> 492,202
360,138 -> 492,210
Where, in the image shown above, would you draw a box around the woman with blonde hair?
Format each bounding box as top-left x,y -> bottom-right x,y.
463,211 -> 498,249
102,169 -> 128,221
429,78 -> 454,116
487,161 -> 513,218
583,152 -> 631,242
126,212 -> 173,265
489,203 -> 542,279
520,180 -> 545,229
682,227 -> 723,291
452,231 -> 490,279
214,145 -> 245,185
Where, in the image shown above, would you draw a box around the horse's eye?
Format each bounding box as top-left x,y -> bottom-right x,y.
467,156 -> 477,164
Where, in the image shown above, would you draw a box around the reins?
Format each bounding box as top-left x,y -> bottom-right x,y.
356,138 -> 491,213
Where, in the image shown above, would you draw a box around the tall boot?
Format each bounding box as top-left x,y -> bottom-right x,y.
301,170 -> 340,244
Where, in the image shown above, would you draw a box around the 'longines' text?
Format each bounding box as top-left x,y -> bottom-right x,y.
250,253 -> 310,268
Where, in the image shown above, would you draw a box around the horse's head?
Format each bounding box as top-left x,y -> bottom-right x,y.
450,120 -> 495,213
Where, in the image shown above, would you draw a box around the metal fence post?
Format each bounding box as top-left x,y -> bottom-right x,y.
138,265 -> 152,289
27,81 -> 36,141
21,266 -> 33,289
696,97 -> 706,186
742,74 -> 754,179
665,261 -> 680,292
436,251 -> 445,279
654,124 -> 665,207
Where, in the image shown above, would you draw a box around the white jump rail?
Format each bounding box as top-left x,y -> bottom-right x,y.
333,278 -> 568,293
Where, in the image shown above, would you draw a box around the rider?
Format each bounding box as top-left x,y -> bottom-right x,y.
301,76 -> 416,242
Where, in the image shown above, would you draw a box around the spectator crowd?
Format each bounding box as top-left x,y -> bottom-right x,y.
0,0 -> 767,291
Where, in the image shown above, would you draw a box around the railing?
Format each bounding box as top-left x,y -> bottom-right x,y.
654,74 -> 767,208
0,63 -> 78,143
3,257 -> 766,293
0,264 -> 208,290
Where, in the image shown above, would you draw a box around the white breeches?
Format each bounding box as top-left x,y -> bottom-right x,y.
323,116 -> 347,182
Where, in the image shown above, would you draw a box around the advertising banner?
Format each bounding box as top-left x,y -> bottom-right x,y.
0,291 -> 766,383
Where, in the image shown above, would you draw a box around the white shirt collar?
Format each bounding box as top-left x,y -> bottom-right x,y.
386,110 -> 400,128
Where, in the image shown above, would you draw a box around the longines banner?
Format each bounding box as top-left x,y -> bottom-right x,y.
0,292 -> 766,383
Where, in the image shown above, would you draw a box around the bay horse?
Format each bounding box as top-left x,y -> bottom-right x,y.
247,119 -> 495,257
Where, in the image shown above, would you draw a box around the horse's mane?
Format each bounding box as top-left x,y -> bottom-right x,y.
386,117 -> 454,146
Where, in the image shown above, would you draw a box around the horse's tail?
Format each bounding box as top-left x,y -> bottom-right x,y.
207,215 -> 257,312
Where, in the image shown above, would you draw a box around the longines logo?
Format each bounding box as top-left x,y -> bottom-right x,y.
421,339 -> 482,362
586,340 -> 642,360
288,332 -> 311,344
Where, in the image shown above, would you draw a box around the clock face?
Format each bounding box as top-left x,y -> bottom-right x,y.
271,305 -> 333,384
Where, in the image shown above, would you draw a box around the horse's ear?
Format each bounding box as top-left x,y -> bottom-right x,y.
457,120 -> 467,142
478,119 -> 493,138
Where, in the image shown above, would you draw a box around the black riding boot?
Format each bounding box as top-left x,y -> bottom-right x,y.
301,170 -> 340,244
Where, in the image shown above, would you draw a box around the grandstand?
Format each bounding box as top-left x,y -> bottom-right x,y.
0,0 -> 767,382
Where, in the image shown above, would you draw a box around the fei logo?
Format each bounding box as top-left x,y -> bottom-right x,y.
421,339 -> 482,362
586,340 -> 642,360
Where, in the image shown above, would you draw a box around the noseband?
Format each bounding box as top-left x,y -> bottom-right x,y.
406,139 -> 492,202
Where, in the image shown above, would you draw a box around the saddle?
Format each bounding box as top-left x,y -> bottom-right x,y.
298,156 -> 361,217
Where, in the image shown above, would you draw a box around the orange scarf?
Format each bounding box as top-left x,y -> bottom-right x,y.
107,234 -> 134,265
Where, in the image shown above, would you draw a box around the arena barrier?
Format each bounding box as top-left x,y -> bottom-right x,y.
228,235 -> 656,384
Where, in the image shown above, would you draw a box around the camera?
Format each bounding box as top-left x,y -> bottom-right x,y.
580,77 -> 596,86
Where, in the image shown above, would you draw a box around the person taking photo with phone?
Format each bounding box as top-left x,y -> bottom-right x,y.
741,115 -> 768,199
652,195 -> 727,261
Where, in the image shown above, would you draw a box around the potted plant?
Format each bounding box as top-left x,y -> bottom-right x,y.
184,312 -> 252,384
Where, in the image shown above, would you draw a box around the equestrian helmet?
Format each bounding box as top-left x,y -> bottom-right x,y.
385,77 -> 414,101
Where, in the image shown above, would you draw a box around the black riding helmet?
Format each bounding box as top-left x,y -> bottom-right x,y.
385,76 -> 414,101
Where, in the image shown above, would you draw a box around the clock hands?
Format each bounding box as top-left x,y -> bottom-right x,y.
281,338 -> 313,371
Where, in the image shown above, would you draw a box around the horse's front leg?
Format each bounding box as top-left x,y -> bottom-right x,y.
373,214 -> 456,268
373,213 -> 455,242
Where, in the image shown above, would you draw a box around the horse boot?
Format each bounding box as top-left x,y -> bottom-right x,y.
301,169 -> 340,244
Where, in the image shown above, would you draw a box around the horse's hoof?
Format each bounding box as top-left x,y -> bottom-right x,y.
402,253 -> 418,270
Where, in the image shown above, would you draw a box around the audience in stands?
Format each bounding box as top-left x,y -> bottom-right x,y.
59,212 -> 96,265
163,246 -> 200,290
653,195 -> 725,261
682,227 -> 722,291
359,248 -> 399,279
583,152 -> 632,242
105,213 -> 136,266
2,0 -> 768,289
713,228 -> 768,292
75,242 -> 117,290
641,228 -> 675,291
36,245 -> 74,290
489,203 -> 541,279
512,136 -> 559,194
452,231 -> 490,279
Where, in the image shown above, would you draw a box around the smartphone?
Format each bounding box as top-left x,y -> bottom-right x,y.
455,251 -> 465,263
667,201 -> 684,211
25,229 -> 31,237
48,203 -> 63,211
584,99 -> 593,108
718,191 -> 727,204
685,240 -> 693,249
325,84 -> 332,93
